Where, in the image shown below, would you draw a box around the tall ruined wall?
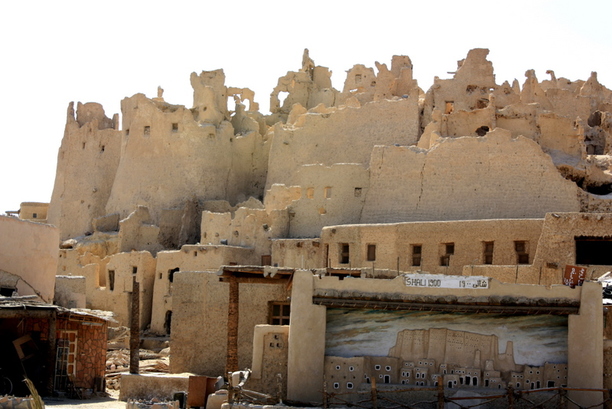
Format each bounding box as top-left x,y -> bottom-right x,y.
287,164 -> 370,238
0,216 -> 59,302
266,97 -> 419,189
50,70 -> 269,242
105,93 -> 268,223
423,49 -> 497,126
269,49 -> 336,117
362,128 -> 580,223
48,102 -> 121,240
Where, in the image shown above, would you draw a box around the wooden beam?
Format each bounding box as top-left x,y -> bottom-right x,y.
46,311 -> 57,395
129,277 -> 140,374
0,309 -> 56,319
219,276 -> 290,285
312,297 -> 579,315
226,275 -> 239,374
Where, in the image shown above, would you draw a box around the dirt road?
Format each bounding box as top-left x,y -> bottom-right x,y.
44,390 -> 125,409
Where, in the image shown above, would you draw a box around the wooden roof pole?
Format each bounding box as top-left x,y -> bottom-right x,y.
129,277 -> 140,374
226,275 -> 239,374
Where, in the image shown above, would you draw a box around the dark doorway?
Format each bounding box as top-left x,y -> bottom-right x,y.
576,236 -> 612,265
164,310 -> 172,335
168,268 -> 179,283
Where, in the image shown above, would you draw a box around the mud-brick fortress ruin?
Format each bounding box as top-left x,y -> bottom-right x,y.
10,47 -> 612,404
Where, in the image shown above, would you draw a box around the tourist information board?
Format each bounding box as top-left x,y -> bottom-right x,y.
563,264 -> 586,287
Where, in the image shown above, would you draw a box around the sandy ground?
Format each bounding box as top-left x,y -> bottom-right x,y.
43,390 -> 125,409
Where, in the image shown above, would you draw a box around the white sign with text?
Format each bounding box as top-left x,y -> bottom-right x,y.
403,273 -> 489,289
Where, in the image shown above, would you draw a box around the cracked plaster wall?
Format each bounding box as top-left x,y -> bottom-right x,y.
266,97 -> 419,190
362,129 -> 580,223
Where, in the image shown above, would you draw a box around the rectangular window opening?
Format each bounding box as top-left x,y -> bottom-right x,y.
261,255 -> 272,266
340,243 -> 350,264
324,187 -> 332,199
144,126 -> 151,136
445,243 -> 455,255
515,241 -> 529,264
445,101 -> 455,114
367,244 -> 376,261
440,243 -> 454,266
172,123 -> 179,132
354,187 -> 362,197
412,244 -> 422,267
108,270 -> 115,291
483,241 -> 494,265
269,302 -> 290,325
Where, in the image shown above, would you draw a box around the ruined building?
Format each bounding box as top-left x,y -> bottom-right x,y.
46,49 -> 612,406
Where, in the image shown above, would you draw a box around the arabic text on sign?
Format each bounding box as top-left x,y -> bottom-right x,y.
403,274 -> 489,289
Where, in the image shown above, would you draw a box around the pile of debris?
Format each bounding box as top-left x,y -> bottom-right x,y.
106,326 -> 170,391
126,398 -> 179,409
0,396 -> 41,409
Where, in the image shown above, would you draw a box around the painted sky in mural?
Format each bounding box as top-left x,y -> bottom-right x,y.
326,309 -> 567,367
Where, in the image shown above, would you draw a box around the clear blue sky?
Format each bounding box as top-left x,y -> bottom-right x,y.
1,0 -> 610,214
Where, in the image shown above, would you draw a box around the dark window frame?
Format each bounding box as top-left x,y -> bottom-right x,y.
269,302 -> 290,325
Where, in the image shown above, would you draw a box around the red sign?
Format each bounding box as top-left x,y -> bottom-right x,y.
563,265 -> 587,288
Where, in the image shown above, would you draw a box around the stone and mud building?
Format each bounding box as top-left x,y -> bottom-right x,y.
18,48 -> 612,405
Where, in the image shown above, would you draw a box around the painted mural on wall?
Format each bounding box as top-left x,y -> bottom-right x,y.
325,309 -> 567,391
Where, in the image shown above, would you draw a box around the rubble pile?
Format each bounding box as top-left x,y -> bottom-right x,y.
126,398 -> 179,409
0,396 -> 39,409
106,327 -> 170,391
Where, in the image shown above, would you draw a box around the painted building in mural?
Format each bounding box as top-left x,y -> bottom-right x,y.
284,270 -> 599,406
325,311 -> 567,393
38,47 -> 612,406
